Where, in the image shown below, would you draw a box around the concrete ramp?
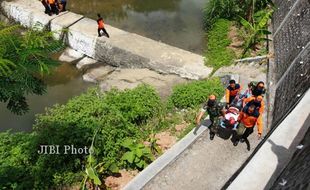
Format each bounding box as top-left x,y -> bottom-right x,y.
1,0 -> 212,80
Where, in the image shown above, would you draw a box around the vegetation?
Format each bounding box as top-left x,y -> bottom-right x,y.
203,0 -> 274,61
0,76 -> 224,189
204,0 -> 274,29
0,85 -> 163,189
168,77 -> 224,109
239,8 -> 273,56
205,19 -> 236,69
0,22 -> 63,114
121,138 -> 154,170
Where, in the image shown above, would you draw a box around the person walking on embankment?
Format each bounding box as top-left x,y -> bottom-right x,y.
97,14 -> 110,38
57,0 -> 67,12
226,79 -> 242,108
44,0 -> 59,16
233,104 -> 261,146
41,0 -> 51,14
196,95 -> 225,140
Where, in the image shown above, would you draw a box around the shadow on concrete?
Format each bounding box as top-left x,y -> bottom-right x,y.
193,119 -> 211,135
217,127 -> 234,140
264,139 -> 289,190
264,114 -> 310,190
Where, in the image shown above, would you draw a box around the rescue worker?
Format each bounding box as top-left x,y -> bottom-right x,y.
97,14 -> 110,38
226,80 -> 241,107
243,95 -> 264,114
243,95 -> 264,138
41,0 -> 51,14
59,0 -> 67,12
242,82 -> 253,98
251,81 -> 266,96
234,104 -> 261,146
196,95 -> 225,140
47,0 -> 59,15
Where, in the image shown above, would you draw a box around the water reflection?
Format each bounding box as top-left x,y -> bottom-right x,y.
0,63 -> 92,132
69,0 -> 206,54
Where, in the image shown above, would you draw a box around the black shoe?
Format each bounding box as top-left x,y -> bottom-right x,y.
210,133 -> 215,140
233,140 -> 239,146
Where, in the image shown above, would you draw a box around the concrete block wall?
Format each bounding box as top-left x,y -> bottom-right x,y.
1,0 -> 213,80
270,0 -> 310,127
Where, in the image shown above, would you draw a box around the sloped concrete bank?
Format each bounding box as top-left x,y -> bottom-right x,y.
1,0 -> 213,80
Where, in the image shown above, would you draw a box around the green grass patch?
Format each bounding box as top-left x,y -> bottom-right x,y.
168,77 -> 225,109
205,19 -> 236,70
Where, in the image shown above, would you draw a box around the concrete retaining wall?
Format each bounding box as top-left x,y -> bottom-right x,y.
1,0 -> 213,80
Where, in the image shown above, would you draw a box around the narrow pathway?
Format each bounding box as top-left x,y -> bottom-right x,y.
143,63 -> 267,190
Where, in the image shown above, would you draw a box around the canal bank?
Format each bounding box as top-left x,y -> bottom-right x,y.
1,0 -> 212,80
0,0 -> 209,132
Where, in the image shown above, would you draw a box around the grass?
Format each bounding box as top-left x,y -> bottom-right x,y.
205,19 -> 236,70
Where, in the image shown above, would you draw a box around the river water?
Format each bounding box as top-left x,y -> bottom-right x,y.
0,0 -> 207,132
68,0 -> 206,54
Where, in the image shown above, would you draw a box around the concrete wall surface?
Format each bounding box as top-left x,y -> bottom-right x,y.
1,0 -> 213,80
227,89 -> 310,190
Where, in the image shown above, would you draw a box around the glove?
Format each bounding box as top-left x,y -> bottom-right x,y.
258,133 -> 262,140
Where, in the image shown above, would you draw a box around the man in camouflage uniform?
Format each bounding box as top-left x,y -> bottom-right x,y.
196,95 -> 225,140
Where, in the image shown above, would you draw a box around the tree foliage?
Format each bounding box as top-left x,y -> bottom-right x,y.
0,22 -> 63,114
203,0 -> 274,30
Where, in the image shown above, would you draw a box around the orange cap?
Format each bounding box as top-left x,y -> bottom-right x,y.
209,94 -> 216,100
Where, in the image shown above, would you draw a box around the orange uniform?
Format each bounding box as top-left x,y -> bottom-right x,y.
226,84 -> 242,104
238,108 -> 262,134
97,19 -> 104,29
243,96 -> 264,114
48,0 -> 55,4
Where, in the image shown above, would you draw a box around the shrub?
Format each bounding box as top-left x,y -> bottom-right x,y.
0,85 -> 163,189
203,0 -> 274,29
168,77 -> 224,109
0,132 -> 38,189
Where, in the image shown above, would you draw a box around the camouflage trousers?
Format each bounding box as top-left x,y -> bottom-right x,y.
209,117 -> 220,134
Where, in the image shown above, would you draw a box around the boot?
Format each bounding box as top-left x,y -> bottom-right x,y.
210,133 -> 215,140
233,140 -> 239,146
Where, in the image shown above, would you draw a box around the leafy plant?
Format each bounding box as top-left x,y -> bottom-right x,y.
203,0 -> 274,29
147,134 -> 162,156
168,77 -> 224,109
239,8 -> 273,57
121,138 -> 155,170
0,22 -> 63,114
81,129 -> 103,190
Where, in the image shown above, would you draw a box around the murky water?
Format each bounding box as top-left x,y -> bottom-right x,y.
0,62 -> 92,132
68,0 -> 207,54
0,0 -> 207,132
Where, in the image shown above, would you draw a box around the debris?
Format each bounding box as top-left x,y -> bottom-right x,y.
296,144 -> 304,149
278,178 -> 287,186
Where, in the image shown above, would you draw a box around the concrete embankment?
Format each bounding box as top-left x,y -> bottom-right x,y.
1,0 -> 212,80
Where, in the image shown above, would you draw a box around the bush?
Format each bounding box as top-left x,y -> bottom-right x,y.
168,77 -> 224,109
0,132 -> 38,189
0,85 -> 163,189
203,0 -> 273,30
